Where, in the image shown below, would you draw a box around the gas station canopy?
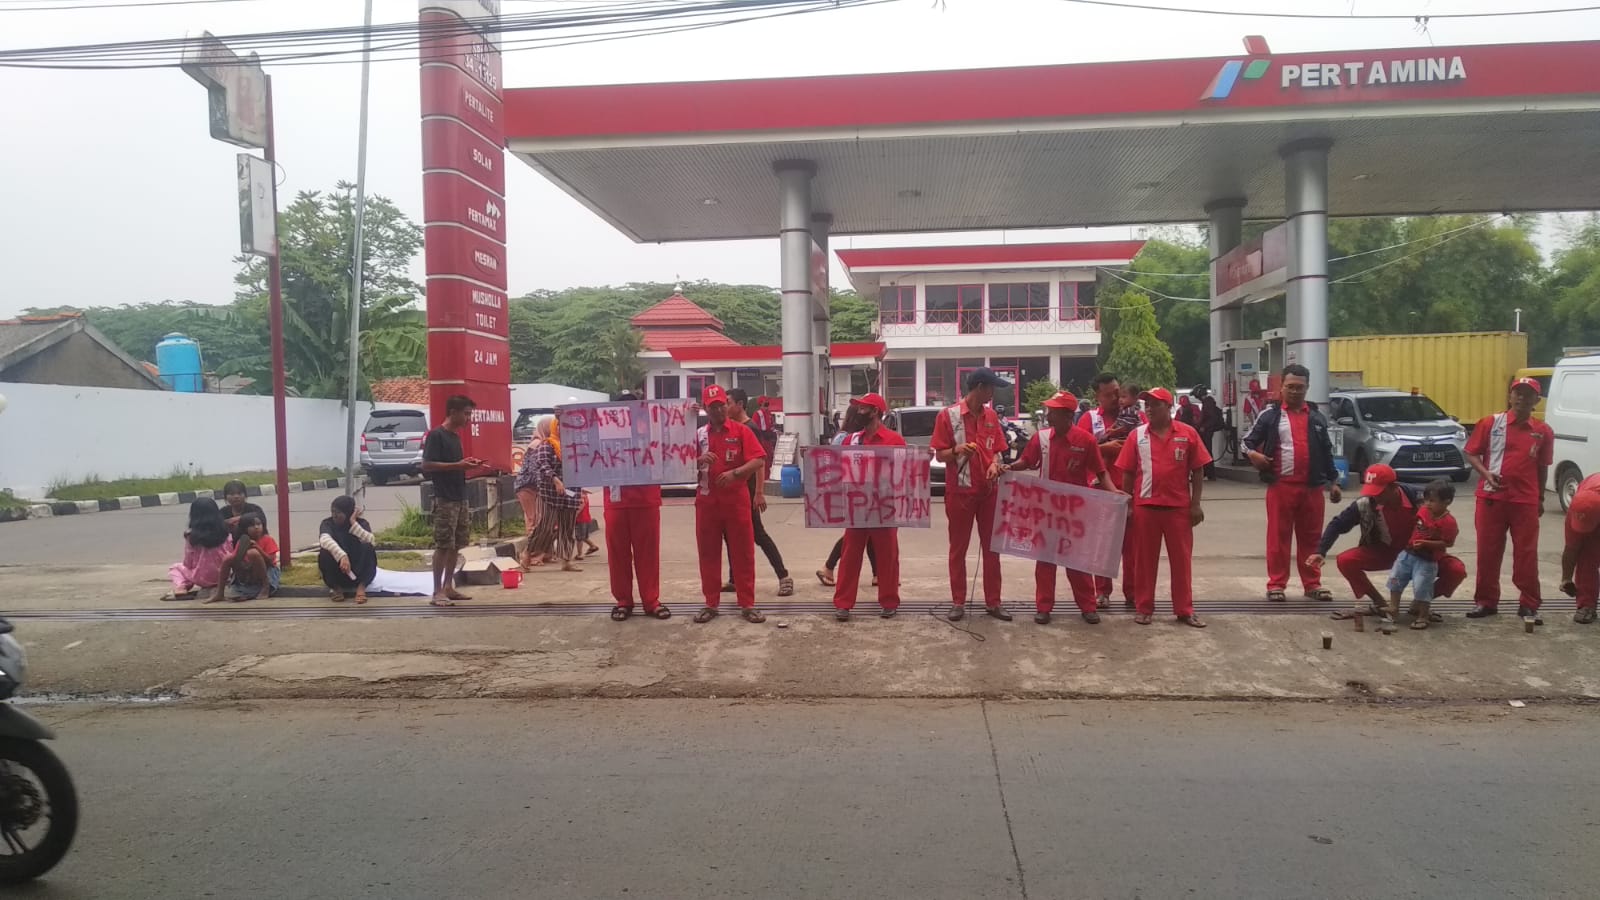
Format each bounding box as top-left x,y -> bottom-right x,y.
504,40 -> 1600,241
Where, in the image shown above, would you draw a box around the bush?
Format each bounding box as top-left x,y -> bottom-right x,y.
1021,379 -> 1061,417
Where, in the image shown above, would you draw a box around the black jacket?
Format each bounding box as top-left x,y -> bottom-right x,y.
1242,403 -> 1340,487
1315,483 -> 1425,557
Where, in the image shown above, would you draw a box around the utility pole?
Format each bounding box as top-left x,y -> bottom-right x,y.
344,0 -> 376,497
264,77 -> 292,567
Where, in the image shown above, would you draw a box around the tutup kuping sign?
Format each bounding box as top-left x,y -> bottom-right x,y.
989,476 -> 1129,578
801,446 -> 932,529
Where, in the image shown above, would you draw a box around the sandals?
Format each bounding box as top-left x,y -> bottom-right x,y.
694,607 -> 719,624
429,597 -> 458,607
816,569 -> 836,587
1266,590 -> 1288,603
1134,614 -> 1153,625
652,606 -> 673,620
1177,614 -> 1207,629
1575,607 -> 1597,624
741,607 -> 767,624
1306,588 -> 1334,602
1410,617 -> 1430,630
777,577 -> 795,597
611,606 -> 632,621
836,609 -> 850,622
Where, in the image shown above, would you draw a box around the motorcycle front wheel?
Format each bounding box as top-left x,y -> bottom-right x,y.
0,737 -> 78,883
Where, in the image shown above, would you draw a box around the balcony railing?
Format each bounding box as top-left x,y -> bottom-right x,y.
879,307 -> 1101,337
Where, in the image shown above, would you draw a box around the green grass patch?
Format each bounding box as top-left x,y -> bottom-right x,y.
46,467 -> 343,502
0,490 -> 26,512
278,551 -> 430,588
373,502 -> 528,550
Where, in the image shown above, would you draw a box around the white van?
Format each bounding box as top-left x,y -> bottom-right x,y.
1546,355 -> 1600,511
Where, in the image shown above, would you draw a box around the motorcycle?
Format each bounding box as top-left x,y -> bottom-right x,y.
1000,419 -> 1029,465
0,619 -> 77,883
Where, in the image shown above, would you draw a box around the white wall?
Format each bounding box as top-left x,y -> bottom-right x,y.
0,382 -> 382,499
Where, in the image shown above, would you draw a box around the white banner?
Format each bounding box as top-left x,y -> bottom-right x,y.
989,475 -> 1129,577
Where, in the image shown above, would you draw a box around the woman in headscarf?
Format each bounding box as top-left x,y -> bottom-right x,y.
318,495 -> 378,604
526,414 -> 583,572
514,417 -> 549,568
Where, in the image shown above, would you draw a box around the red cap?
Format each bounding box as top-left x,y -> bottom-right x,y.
1570,489 -> 1600,535
701,384 -> 730,407
1043,390 -> 1079,410
1360,463 -> 1398,497
1510,377 -> 1542,396
851,393 -> 889,415
1139,387 -> 1175,406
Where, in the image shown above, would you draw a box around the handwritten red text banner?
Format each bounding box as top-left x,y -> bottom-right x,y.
558,400 -> 699,488
989,476 -> 1129,577
802,446 -> 932,529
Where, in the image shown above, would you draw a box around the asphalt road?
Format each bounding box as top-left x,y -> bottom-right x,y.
19,699 -> 1600,899
0,484 -> 419,566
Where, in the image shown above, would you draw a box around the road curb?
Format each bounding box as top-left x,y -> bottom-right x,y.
16,478 -> 345,522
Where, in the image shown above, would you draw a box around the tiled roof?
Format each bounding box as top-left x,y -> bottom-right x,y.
630,292 -> 724,328
640,327 -> 741,351
370,376 -> 430,404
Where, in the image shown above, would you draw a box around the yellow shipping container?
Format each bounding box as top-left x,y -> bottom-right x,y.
1328,331 -> 1527,424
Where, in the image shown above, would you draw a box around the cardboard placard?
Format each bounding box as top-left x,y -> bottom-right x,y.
989,475 -> 1130,577
772,433 -> 799,468
801,445 -> 932,529
556,400 -> 699,488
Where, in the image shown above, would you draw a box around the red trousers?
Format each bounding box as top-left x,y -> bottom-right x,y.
1474,498 -> 1543,610
946,490 -> 1003,608
1093,521 -> 1137,604
1335,546 -> 1466,601
1131,505 -> 1195,617
833,528 -> 900,611
1266,482 -> 1325,592
1035,563 -> 1098,615
604,506 -> 661,613
696,501 -> 756,609
1574,534 -> 1600,610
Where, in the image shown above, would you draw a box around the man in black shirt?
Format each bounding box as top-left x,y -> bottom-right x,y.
422,394 -> 483,605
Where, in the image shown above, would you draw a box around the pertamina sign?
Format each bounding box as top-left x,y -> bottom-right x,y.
1202,53 -> 1467,101
419,0 -> 510,472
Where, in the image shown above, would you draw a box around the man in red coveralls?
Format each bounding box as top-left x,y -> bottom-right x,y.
1463,377 -> 1554,620
602,390 -> 668,622
995,390 -> 1123,625
1076,372 -> 1144,609
1559,473 -> 1600,624
1306,464 -> 1467,618
1117,387 -> 1210,628
1243,364 -> 1343,603
693,384 -> 768,624
831,393 -> 906,621
931,367 -> 1014,622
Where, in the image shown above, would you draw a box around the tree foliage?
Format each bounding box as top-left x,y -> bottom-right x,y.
1104,291 -> 1177,390
1021,377 -> 1061,416
1545,214 -> 1600,352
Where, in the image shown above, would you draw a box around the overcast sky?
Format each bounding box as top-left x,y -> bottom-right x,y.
2,0 -> 1597,318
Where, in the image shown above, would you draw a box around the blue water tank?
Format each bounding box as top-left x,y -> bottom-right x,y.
780,465 -> 804,499
155,333 -> 204,393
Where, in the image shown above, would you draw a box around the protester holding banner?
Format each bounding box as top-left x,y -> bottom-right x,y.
830,394 -> 907,621
996,390 -> 1122,625
1116,387 -> 1210,628
931,368 -> 1014,622
1077,372 -> 1144,610
604,481 -> 667,621
1243,364 -> 1342,604
725,388 -> 794,598
817,404 -> 877,588
693,385 -> 769,624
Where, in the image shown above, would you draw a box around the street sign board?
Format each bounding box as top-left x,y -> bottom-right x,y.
236,153 -> 276,257
1211,221 -> 1289,310
181,32 -> 268,149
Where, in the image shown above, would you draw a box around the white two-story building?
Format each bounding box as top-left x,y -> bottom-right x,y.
835,240 -> 1143,412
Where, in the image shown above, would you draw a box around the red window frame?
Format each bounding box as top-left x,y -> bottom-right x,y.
878,285 -> 916,325
884,360 -> 916,408
686,375 -> 715,401
989,283 -> 1049,323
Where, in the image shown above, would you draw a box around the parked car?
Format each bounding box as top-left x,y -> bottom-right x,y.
1546,355 -> 1600,511
1325,389 -> 1470,483
511,407 -> 557,445
360,408 -> 429,485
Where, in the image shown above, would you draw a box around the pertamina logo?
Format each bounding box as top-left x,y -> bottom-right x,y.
1202,54 -> 1467,101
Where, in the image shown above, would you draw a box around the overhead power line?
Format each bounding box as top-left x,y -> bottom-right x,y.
1054,0 -> 1600,19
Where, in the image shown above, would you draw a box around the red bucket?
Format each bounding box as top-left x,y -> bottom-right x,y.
500,568 -> 523,589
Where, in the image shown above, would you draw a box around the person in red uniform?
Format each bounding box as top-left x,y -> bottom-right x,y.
995,390 -> 1122,625
832,393 -> 907,621
1116,387 -> 1210,628
1559,473 -> 1600,624
1306,464 -> 1468,617
692,384 -> 768,624
931,367 -> 1014,622
604,483 -> 666,620
1463,377 -> 1555,619
1243,364 -> 1343,603
1076,372 -> 1144,609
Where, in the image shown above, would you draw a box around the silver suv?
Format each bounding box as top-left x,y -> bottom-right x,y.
359,409 -> 429,485
1326,389 -> 1470,483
